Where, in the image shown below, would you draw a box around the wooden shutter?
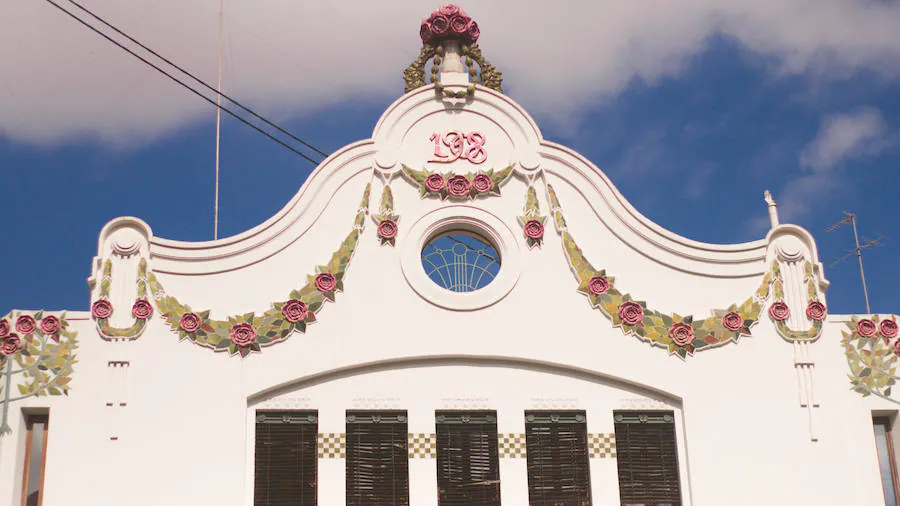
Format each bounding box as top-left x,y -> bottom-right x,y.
524,410 -> 592,506
346,410 -> 410,506
435,411 -> 501,506
254,411 -> 318,506
613,411 -> 682,506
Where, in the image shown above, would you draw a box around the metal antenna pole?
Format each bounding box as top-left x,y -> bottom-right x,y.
827,212 -> 888,314
213,0 -> 224,240
847,214 -> 872,314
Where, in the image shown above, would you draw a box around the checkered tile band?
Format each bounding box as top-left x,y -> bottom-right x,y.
408,433 -> 436,458
498,433 -> 527,458
314,432 -> 615,459
588,433 -> 616,458
317,433 -> 345,459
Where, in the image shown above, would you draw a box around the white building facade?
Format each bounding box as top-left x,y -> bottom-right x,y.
1,6 -> 899,506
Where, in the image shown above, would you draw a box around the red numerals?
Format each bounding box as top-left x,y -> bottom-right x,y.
428,131 -> 487,164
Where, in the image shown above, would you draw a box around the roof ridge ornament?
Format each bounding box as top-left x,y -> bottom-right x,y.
403,5 -> 503,97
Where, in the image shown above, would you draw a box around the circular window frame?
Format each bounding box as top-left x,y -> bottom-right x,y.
401,205 -> 522,311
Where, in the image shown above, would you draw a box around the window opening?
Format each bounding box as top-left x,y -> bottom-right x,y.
524,410 -> 592,506
613,411 -> 682,506
254,411 -> 318,506
436,410 -> 501,505
421,230 -> 501,292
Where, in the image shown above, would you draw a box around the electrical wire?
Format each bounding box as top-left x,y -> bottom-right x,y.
41,0 -> 324,165
63,0 -> 328,159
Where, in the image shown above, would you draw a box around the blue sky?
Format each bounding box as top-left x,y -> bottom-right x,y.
1,2 -> 898,317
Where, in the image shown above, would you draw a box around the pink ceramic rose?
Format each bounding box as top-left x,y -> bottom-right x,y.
472,174 -> 493,193
450,13 -> 471,35
282,299 -> 309,324
857,319 -> 877,338
179,312 -> 201,333
588,276 -> 610,296
439,4 -> 461,17
131,299 -> 153,319
768,301 -> 790,321
524,220 -> 544,240
881,319 -> 899,339
894,338 -> 900,357
722,311 -> 744,332
669,322 -> 695,347
315,273 -> 337,292
805,301 -> 826,321
1,334 -> 23,356
15,315 -> 36,335
618,301 -> 644,326
429,13 -> 450,35
92,299 -> 113,319
425,173 -> 446,193
467,20 -> 480,42
0,319 -> 9,338
378,220 -> 398,239
230,323 -> 257,347
447,175 -> 471,197
40,316 -> 61,335
419,20 -> 432,43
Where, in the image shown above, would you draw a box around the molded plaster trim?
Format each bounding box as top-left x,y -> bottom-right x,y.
246,355 -> 684,408
148,143 -> 375,274
541,146 -> 768,278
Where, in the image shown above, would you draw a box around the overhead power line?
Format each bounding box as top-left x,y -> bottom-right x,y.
42,0 -> 325,165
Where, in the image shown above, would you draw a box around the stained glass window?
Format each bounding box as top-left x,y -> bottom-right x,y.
421,231 -> 501,292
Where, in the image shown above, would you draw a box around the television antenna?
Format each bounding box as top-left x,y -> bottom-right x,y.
826,211 -> 888,314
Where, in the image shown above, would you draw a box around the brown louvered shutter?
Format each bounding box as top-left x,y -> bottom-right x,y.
613,411 -> 682,506
346,410 -> 410,506
254,411 -> 318,506
435,411 -> 501,505
524,410 -> 592,506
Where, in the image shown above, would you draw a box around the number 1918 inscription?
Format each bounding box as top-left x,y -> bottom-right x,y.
428,131 -> 487,164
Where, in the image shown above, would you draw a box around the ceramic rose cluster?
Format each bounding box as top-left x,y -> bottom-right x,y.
854,316 -> 900,354
420,5 -> 480,45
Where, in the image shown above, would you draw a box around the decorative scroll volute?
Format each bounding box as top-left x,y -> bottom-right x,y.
766,226 -> 829,341
88,218 -> 154,340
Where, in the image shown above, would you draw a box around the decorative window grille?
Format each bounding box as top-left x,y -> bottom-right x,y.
421,231 -> 501,292
22,414 -> 49,506
254,411 -> 318,506
613,411 -> 682,506
346,410 -> 410,506
874,416 -> 900,506
524,410 -> 592,505
435,411 -> 502,505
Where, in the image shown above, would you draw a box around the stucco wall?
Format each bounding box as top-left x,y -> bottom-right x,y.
0,83 -> 896,506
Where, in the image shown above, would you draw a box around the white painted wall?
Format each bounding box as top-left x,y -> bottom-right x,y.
0,83 -> 896,506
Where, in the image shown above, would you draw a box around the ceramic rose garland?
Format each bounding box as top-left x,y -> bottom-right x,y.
402,164 -> 514,200
91,258 -> 154,340
0,311 -> 78,436
546,183 -> 769,359
843,314 -> 900,402
767,261 -> 826,341
148,184 -> 371,357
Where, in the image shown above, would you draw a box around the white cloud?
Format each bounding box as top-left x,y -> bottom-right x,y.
2,0 -> 900,145
800,107 -> 889,171
778,107 -> 893,221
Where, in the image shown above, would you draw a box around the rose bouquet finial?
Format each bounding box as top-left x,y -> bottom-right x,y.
420,5 -> 479,45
